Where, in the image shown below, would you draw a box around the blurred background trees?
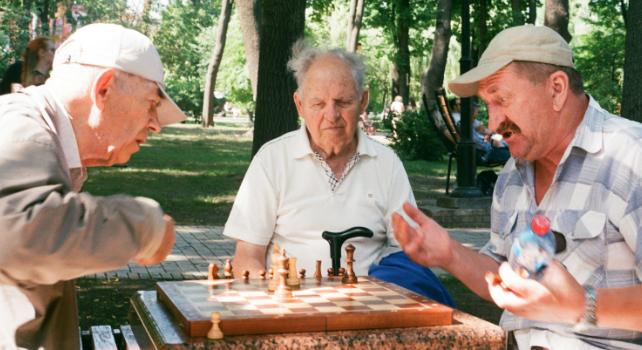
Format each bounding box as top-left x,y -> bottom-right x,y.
1,0 -> 636,157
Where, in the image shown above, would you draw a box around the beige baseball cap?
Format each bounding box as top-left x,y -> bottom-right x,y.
448,25 -> 574,97
53,23 -> 186,126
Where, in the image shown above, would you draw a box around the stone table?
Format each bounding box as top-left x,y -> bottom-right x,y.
129,291 -> 506,349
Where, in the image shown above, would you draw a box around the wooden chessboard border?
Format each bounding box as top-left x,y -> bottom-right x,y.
156,276 -> 453,337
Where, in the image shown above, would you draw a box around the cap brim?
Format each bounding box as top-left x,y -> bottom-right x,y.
157,83 -> 187,126
447,59 -> 512,97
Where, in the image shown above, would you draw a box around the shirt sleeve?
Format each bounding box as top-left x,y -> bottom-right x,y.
617,181 -> 642,280
0,136 -> 166,287
384,154 -> 416,249
223,152 -> 277,246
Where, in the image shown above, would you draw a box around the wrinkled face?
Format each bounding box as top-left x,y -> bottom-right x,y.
85,73 -> 162,166
293,56 -> 368,152
477,64 -> 554,161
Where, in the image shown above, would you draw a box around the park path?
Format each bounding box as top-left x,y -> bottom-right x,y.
88,226 -> 489,280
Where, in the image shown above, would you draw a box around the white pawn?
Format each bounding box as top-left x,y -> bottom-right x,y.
287,256 -> 300,287
208,312 -> 224,340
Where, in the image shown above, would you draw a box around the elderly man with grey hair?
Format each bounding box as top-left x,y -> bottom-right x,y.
223,42 -> 452,305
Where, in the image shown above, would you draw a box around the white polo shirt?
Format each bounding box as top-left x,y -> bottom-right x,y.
223,125 -> 416,275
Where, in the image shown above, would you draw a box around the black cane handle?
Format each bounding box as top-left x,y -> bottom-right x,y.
322,226 -> 374,276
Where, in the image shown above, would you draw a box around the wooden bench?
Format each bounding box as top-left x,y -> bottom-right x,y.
80,325 -> 140,350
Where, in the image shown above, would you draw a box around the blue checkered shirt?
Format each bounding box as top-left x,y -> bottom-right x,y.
481,97 -> 642,347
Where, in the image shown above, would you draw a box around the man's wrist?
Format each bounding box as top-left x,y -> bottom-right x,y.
573,285 -> 597,332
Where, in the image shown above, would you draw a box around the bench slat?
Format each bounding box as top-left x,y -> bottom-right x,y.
120,325 -> 140,350
90,325 -> 118,350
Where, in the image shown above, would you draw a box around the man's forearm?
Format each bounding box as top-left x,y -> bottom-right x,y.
444,242 -> 500,301
596,285 -> 642,331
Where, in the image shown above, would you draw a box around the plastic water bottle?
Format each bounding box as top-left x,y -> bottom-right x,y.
509,213 -> 556,278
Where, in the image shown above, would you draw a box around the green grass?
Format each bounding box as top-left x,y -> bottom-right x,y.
77,123 -> 502,329
84,125 -> 252,225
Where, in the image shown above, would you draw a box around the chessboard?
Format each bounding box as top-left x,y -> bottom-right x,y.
156,277 -> 453,337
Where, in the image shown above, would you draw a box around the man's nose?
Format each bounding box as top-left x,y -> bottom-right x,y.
148,113 -> 161,133
324,104 -> 341,122
487,106 -> 505,132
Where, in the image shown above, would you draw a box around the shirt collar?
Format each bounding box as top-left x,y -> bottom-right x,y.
292,124 -> 378,160
26,85 -> 82,169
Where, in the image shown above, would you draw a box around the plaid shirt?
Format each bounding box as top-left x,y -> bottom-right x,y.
481,97 -> 642,346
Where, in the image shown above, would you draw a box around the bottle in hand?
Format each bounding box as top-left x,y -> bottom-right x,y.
509,213 -> 556,278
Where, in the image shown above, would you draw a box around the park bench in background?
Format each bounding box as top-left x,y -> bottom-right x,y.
80,324 -> 140,350
424,88 -> 505,195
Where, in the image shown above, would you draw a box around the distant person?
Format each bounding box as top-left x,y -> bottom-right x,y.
390,95 -> 405,115
449,97 -> 509,164
21,37 -> 55,88
0,23 -> 186,349
448,97 -> 461,124
225,41 -> 453,306
470,99 -> 510,164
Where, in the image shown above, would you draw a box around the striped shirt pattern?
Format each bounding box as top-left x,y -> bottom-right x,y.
480,97 -> 642,346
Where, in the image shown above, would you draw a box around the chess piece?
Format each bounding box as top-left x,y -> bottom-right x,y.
274,253 -> 292,300
267,244 -> 280,292
207,312 -> 224,339
259,270 -> 266,280
208,263 -> 219,280
243,270 -> 250,282
314,260 -> 322,281
224,259 -> 233,279
287,256 -> 300,288
327,268 -> 334,280
299,268 -> 306,279
338,267 -> 345,277
342,243 -> 358,284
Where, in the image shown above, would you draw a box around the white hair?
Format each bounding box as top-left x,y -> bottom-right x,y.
287,39 -> 366,96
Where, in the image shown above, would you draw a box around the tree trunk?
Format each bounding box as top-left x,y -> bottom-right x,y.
251,0 -> 305,157
622,1 -> 641,121
237,0 -> 261,100
476,0 -> 489,63
202,0 -> 233,128
511,0 -> 524,25
346,0 -> 365,52
421,0 -> 452,114
544,0 -> 572,42
528,0 -> 537,24
393,0 -> 410,105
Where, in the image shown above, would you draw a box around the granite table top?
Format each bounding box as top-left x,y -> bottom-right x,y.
129,290 -> 506,349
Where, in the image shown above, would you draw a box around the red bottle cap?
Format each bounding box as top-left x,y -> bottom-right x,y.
531,214 -> 551,236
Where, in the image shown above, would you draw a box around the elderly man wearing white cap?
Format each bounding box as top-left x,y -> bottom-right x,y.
0,24 -> 186,349
393,25 -> 642,349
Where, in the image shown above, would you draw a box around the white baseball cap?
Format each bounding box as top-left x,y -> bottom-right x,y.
448,25 -> 574,97
53,23 -> 186,126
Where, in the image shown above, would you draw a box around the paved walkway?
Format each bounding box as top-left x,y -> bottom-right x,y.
88,226 -> 489,280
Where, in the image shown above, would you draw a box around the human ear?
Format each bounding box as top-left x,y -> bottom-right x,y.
293,91 -> 304,117
91,68 -> 116,111
549,70 -> 569,112
359,90 -> 369,114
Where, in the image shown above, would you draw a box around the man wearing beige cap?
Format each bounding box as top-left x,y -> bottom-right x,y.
393,25 -> 642,348
0,23 -> 186,349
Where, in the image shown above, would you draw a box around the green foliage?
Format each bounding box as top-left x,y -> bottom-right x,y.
0,2 -> 31,74
391,110 -> 447,161
153,0 -> 220,120
573,0 -> 625,113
